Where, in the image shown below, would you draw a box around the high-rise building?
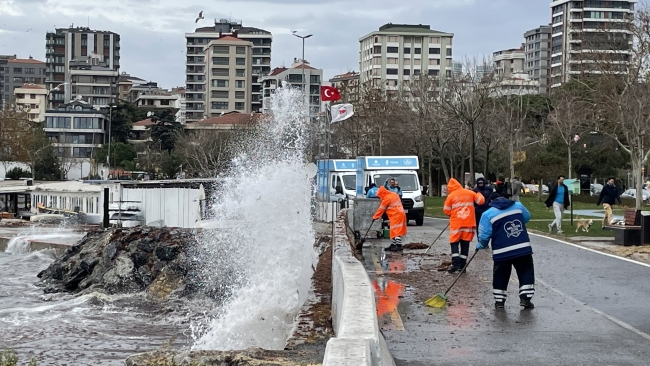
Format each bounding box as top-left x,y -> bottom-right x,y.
205,35 -> 254,116
493,47 -> 525,78
549,0 -> 637,89
524,25 -> 551,94
45,27 -> 120,108
359,23 -> 454,88
260,60 -> 323,115
0,55 -> 46,109
185,19 -> 272,121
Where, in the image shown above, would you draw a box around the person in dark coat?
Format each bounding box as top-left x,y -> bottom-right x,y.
473,177 -> 493,223
597,177 -> 621,227
545,175 -> 570,234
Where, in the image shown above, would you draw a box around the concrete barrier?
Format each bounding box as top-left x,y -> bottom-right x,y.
322,209 -> 395,366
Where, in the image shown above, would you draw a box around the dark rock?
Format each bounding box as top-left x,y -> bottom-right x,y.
135,266 -> 154,288
137,239 -> 154,253
80,257 -> 99,273
131,252 -> 149,268
64,266 -> 88,290
155,245 -> 179,261
104,243 -> 118,261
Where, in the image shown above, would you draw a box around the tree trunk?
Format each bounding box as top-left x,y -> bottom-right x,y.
484,141 -> 491,177
633,157 -> 643,209
469,122 -> 476,186
538,177 -> 543,202
428,158 -> 433,197
441,156 -> 450,184
509,136 -> 515,179
567,142 -> 573,179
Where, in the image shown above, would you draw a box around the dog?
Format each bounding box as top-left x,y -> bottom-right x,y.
575,217 -> 593,233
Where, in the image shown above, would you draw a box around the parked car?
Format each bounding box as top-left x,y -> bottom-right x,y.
526,184 -> 549,194
590,183 -> 604,196
621,188 -> 650,202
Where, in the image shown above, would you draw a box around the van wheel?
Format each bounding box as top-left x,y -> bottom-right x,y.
415,216 -> 424,226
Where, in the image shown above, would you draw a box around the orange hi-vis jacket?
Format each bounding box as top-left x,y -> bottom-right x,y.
373,186 -> 407,239
443,178 -> 485,243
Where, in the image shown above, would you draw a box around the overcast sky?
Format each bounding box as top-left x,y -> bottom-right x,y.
0,0 -> 550,89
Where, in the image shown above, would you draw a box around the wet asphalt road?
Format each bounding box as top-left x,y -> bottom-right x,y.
361,217 -> 650,366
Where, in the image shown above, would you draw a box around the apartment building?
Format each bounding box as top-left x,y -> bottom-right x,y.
0,55 -> 46,109
44,100 -> 108,161
117,72 -> 147,101
14,84 -> 48,122
45,27 -> 120,107
549,0 -> 637,88
493,47 -> 525,78
204,36 -> 254,116
491,72 -> 541,97
185,19 -> 272,121
260,60 -> 323,114
359,23 -> 454,87
329,71 -> 360,104
524,25 -> 551,94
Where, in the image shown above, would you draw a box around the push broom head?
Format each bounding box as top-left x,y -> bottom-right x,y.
425,293 -> 447,308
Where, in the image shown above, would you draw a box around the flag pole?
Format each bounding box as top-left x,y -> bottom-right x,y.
326,102 -> 332,224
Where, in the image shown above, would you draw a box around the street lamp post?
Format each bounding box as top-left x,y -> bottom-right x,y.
292,31 -> 312,109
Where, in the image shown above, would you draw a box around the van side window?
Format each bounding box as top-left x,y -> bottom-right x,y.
331,176 -> 336,189
336,176 -> 342,188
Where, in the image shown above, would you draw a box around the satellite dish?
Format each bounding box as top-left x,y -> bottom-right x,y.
147,111 -> 153,117
305,163 -> 317,178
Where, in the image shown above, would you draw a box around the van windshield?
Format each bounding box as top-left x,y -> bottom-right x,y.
342,175 -> 356,190
374,174 -> 419,191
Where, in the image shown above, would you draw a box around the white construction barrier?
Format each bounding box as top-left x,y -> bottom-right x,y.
315,201 -> 340,222
322,209 -> 395,366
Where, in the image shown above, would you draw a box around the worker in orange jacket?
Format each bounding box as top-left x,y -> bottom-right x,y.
373,186 -> 407,252
443,178 -> 485,273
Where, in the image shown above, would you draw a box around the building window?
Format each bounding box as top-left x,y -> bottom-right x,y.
446,37 -> 453,45
414,48 -> 421,54
403,69 -> 410,75
386,69 -> 398,75
73,117 -> 101,129
213,45 -> 230,54
212,68 -> 229,76
211,101 -> 229,110
404,59 -> 411,65
13,77 -> 22,83
446,48 -> 452,56
428,69 -> 439,76
236,46 -> 246,54
13,67 -> 22,73
374,36 -> 382,43
236,58 -> 246,65
73,147 -> 91,158
211,79 -> 229,88
211,90 -> 229,98
413,69 -> 421,75
288,74 -> 303,83
45,116 -> 71,129
387,36 -> 399,42
212,57 -> 229,65
387,46 -> 399,53
234,102 -> 246,110
373,46 -> 382,54
25,68 -> 35,74
429,59 -> 440,65
235,91 -> 245,99
387,58 -> 398,64
430,37 -> 440,44
235,80 -> 245,88
236,69 -> 245,77
310,75 -> 320,83
404,47 -> 411,54
429,48 -> 441,54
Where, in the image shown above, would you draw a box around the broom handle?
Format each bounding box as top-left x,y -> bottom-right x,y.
425,223 -> 450,254
444,249 -> 479,296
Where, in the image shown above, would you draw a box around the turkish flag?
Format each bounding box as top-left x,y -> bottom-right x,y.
320,86 -> 341,102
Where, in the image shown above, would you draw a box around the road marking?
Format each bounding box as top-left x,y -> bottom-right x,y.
426,216 -> 650,269
536,277 -> 650,342
371,252 -> 405,331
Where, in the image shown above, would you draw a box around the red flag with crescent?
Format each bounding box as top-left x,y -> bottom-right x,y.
320,86 -> 341,102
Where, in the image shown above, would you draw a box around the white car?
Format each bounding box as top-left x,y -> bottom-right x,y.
621,188 -> 650,202
526,184 -> 549,194
590,183 -> 604,196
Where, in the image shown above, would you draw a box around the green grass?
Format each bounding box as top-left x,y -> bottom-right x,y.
425,195 -> 624,238
0,350 -> 36,366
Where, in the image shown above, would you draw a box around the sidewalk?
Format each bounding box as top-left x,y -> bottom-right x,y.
359,219 -> 650,365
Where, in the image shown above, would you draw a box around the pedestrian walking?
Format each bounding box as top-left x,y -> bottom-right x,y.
443,178 -> 485,273
373,186 -> 407,252
510,176 -> 525,202
597,177 -> 621,228
546,175 -> 570,234
477,193 -> 535,309
474,177 -> 493,224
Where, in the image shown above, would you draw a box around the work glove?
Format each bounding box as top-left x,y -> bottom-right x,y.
476,240 -> 489,250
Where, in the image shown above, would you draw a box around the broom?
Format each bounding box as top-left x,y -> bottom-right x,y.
425,249 -> 480,308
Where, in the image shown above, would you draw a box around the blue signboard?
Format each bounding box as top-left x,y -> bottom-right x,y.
364,156 -> 419,170
334,160 -> 357,171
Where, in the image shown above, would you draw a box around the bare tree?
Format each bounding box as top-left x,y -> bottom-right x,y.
175,129 -> 235,177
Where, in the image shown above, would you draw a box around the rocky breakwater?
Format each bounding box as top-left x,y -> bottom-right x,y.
38,227 -> 200,302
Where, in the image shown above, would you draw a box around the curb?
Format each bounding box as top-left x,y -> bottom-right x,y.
322,209 -> 395,366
